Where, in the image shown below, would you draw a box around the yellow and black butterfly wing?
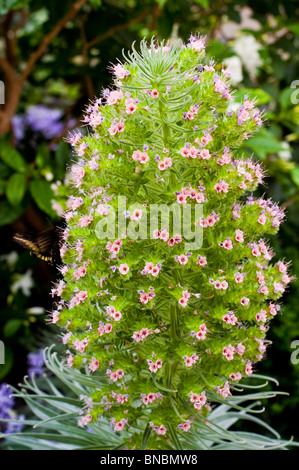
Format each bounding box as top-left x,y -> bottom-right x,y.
13,226 -> 60,264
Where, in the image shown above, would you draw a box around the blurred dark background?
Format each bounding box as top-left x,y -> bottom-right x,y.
0,0 -> 299,441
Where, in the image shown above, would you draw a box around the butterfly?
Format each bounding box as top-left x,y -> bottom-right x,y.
13,225 -> 61,265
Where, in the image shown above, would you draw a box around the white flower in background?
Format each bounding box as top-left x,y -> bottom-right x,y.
11,269 -> 34,296
44,170 -> 54,181
26,306 -> 45,315
217,6 -> 261,40
0,250 -> 19,268
278,142 -> 292,161
223,56 -> 243,84
233,35 -> 263,75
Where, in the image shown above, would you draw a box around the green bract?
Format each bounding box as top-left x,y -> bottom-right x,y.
51,35 -> 292,449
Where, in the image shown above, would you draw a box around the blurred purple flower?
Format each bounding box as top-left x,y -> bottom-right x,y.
5,414 -> 25,434
0,383 -> 14,416
27,348 -> 45,377
12,105 -> 66,142
25,105 -> 64,139
11,115 -> 25,140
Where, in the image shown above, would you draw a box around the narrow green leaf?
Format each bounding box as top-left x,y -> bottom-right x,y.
3,319 -> 23,338
6,173 -> 27,206
0,144 -> 27,172
29,179 -> 55,216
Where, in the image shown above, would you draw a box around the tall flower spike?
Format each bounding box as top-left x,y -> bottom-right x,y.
52,34 -> 292,450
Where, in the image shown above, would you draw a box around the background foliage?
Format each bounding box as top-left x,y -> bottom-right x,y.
0,0 -> 299,442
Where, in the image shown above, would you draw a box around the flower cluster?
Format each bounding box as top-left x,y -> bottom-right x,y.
51,35 -> 292,449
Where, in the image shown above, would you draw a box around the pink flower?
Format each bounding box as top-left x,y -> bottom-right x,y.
78,215 -> 93,227
245,361 -> 253,375
235,343 -> 245,356
74,265 -> 87,280
159,229 -> 169,241
258,214 -> 267,225
197,255 -> 207,266
274,281 -> 285,294
199,149 -> 210,160
214,180 -> 229,193
144,262 -> 153,273
212,279 -> 228,290
119,263 -> 129,275
149,362 -> 158,373
277,261 -> 288,273
189,146 -> 198,158
107,90 -> 123,105
230,372 -> 242,381
112,311 -> 122,321
114,421 -> 125,432
125,97 -> 137,114
157,425 -> 167,435
73,336 -> 89,353
269,303 -> 278,316
218,382 -> 231,398
201,133 -> 212,145
240,297 -> 250,306
79,414 -> 92,427
132,149 -> 149,164
196,192 -> 205,203
151,89 -> 159,98
221,238 -> 233,250
89,357 -> 100,373
258,284 -> 269,295
67,196 -> 84,210
151,265 -> 161,276
116,369 -> 124,379
180,147 -> 190,158
178,297 -> 188,307
178,422 -> 191,432
158,157 -> 172,170
196,324 -> 207,340
222,313 -> 238,325
191,37 -> 206,52
234,272 -> 245,283
130,209 -> 143,221
177,254 -> 189,265
177,193 -> 188,205
112,64 -> 130,79
235,229 -> 244,242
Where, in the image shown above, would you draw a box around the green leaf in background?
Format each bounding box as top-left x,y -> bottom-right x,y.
3,319 -> 23,338
0,345 -> 13,379
0,0 -> 30,15
0,162 -> 12,179
0,144 -> 27,173
194,0 -> 209,8
6,173 -> 27,206
29,179 -> 55,217
0,200 -> 24,226
245,131 -> 286,160
36,144 -> 51,170
288,24 -> 299,36
18,8 -> 49,37
291,167 -> 299,187
0,179 -> 6,196
235,88 -> 272,105
55,140 -> 70,180
156,0 -> 168,7
279,87 -> 296,110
